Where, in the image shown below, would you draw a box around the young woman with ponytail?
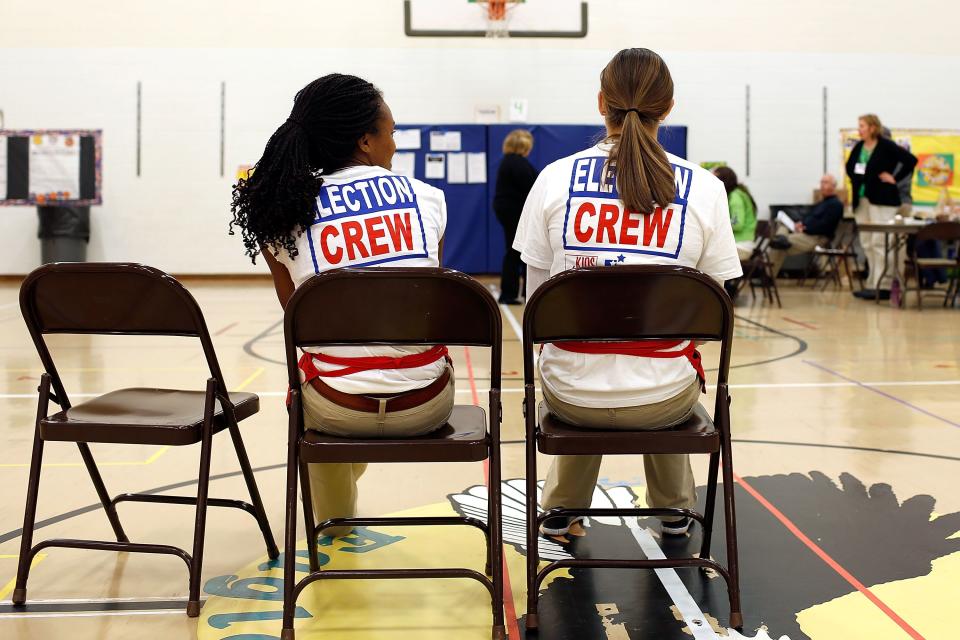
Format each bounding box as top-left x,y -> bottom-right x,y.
513,48 -> 742,541
230,74 -> 452,537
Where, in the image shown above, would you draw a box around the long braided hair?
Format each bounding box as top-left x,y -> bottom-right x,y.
229,74 -> 384,262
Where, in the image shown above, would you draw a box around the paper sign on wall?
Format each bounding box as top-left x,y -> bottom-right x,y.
393,129 -> 422,150
430,131 -> 462,152
425,153 -> 446,179
467,152 -> 487,184
447,153 -> 467,184
29,133 -> 80,202
509,98 -> 529,123
391,152 -> 416,178
475,105 -> 501,124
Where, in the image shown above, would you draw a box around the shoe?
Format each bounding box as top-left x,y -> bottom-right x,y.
661,517 -> 692,537
853,288 -> 890,300
497,296 -> 523,305
540,515 -> 585,537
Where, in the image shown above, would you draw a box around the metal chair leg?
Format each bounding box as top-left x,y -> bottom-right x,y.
698,451 -> 721,562
488,391 -> 506,640
297,461 -> 320,572
718,389 -> 742,630
281,391 -> 303,640
524,392 -> 540,630
12,375 -> 51,606
187,379 -> 216,617
76,443 -> 128,543
227,420 -> 279,559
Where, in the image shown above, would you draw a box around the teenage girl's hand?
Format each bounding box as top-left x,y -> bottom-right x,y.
879,171 -> 897,184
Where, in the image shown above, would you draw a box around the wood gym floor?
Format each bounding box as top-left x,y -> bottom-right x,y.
0,277 -> 957,640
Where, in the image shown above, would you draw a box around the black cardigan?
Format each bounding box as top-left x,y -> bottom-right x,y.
493,153 -> 538,218
845,137 -> 917,209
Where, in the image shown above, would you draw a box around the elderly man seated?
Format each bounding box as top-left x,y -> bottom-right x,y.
769,174 -> 845,277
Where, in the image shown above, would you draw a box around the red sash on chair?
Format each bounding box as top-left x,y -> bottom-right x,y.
297,344 -> 450,383
552,340 -> 706,392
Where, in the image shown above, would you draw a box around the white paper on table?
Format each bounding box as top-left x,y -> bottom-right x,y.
467,152 -> 487,184
447,153 -> 467,184
0,136 -> 7,200
29,133 -> 81,199
429,131 -> 462,152
776,210 -> 796,233
391,152 -> 416,178
393,129 -> 422,150
424,153 -> 446,180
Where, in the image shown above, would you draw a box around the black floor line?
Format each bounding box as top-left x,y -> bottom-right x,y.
0,598 -> 203,613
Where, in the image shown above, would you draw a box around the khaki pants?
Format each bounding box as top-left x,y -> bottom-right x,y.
302,366 -> 455,537
540,379 -> 701,522
768,228 -> 828,277
855,199 -> 898,288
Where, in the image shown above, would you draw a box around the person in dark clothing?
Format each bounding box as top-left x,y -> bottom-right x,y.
845,114 -> 917,297
493,129 -> 537,304
768,174 -> 845,276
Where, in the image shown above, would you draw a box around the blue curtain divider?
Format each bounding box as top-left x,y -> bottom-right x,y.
396,123 -> 687,274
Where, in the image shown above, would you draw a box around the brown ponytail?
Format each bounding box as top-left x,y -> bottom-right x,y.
600,48 -> 675,214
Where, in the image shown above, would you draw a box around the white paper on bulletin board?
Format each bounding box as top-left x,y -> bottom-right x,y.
393,129 -> 422,150
29,133 -> 80,199
425,153 -> 446,179
391,152 -> 416,178
467,152 -> 487,183
0,136 -> 7,200
430,131 -> 462,152
447,153 -> 467,184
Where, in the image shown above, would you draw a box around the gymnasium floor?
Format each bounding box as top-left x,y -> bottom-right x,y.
0,277 -> 957,640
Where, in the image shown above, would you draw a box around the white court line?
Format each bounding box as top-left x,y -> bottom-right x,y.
2,379 -> 959,400
0,610 -> 184,620
0,596 -> 190,604
500,301 -> 538,370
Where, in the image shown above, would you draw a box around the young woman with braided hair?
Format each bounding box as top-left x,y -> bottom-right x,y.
513,48 -> 742,541
230,74 -> 451,537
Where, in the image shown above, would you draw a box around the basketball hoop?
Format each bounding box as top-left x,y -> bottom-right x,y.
478,0 -> 518,38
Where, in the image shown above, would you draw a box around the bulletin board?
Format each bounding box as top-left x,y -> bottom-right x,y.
0,129 -> 103,206
841,129 -> 960,207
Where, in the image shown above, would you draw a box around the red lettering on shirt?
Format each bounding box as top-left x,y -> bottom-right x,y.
642,207 -> 673,248
597,204 -> 619,243
574,202 -> 596,243
619,209 -> 641,245
364,216 -> 389,256
320,225 -> 343,264
383,212 -> 414,252
342,220 -> 371,261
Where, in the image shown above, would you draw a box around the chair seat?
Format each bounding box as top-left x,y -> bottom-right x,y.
40,388 -> 259,445
537,402 -> 719,455
907,258 -> 958,268
300,405 -> 488,463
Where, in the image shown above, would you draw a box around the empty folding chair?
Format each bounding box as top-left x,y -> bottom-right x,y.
14,263 -> 278,616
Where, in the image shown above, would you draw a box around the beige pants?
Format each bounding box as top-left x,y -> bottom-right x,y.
302,366 -> 455,537
540,379 -> 702,522
855,199 -> 899,288
768,228 -> 828,277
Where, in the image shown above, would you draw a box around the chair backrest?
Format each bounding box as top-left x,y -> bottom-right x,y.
522,265 -> 734,385
831,217 -> 859,250
915,221 -> 960,244
283,267 -> 502,389
20,263 -> 225,407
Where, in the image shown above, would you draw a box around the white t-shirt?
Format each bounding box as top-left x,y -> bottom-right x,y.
276,165 -> 447,394
513,143 -> 742,407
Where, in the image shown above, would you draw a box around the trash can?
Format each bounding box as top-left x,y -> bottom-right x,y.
38,205 -> 90,263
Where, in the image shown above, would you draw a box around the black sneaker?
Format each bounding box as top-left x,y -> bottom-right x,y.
661,517 -> 692,537
540,515 -> 584,537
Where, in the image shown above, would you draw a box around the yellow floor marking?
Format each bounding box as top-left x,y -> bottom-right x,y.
0,554 -> 47,601
0,367 -> 265,469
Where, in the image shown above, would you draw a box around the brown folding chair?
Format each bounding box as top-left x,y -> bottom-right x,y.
522,265 -> 742,631
736,219 -> 781,307
804,218 -> 864,291
903,221 -> 960,310
13,263 -> 278,616
280,267 -> 505,640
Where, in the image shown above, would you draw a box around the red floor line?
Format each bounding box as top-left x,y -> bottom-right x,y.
734,473 -> 925,640
466,346 -> 521,640
781,316 -> 818,330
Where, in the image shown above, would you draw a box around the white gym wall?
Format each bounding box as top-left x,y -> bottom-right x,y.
1,0 -> 957,274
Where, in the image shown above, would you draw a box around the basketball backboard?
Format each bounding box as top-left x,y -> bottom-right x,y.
404,0 -> 588,38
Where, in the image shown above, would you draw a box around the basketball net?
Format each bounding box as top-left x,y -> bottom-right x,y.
481,0 -> 515,38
